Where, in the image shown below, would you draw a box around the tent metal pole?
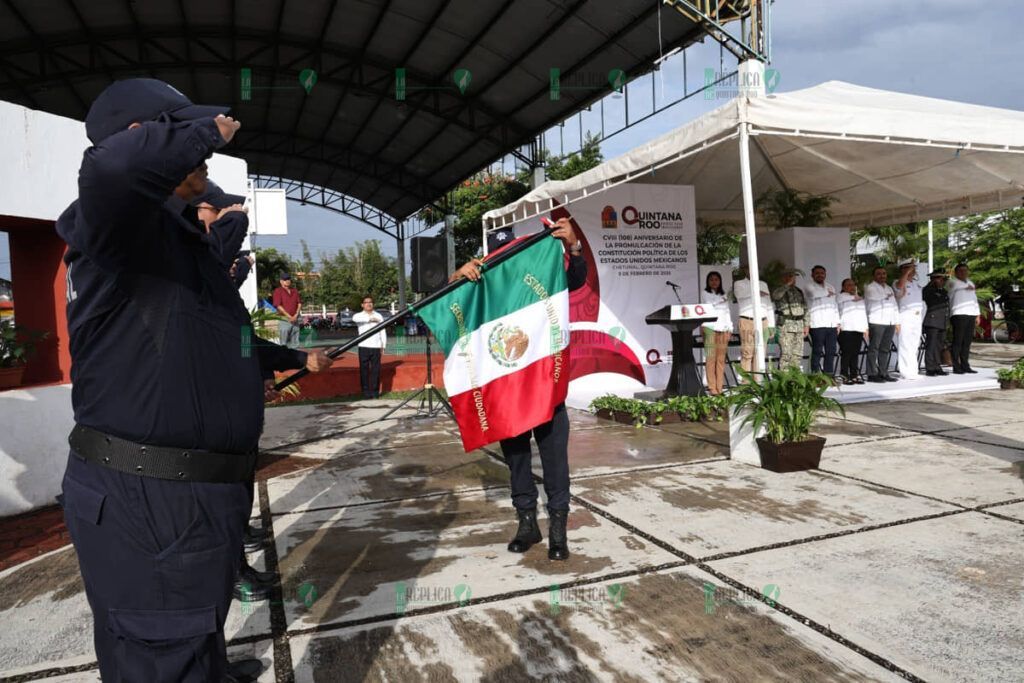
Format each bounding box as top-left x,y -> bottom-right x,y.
738,121 -> 766,374
927,219 -> 934,274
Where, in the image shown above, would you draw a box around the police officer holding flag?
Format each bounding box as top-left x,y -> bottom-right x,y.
56,79 -> 268,682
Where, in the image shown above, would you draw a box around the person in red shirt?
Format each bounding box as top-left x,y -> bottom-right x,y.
272,273 -> 302,348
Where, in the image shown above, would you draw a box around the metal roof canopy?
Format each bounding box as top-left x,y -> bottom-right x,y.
0,0 -> 765,237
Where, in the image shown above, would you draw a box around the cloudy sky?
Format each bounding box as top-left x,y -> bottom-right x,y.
3,0 -> 1022,281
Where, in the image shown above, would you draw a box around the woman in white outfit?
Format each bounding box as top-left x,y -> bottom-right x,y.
700,271 -> 734,395
836,278 -> 869,384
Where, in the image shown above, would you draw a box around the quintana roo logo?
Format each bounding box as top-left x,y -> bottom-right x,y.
488,323 -> 530,368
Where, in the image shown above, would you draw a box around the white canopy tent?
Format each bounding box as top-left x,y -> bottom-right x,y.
483,73 -> 1024,370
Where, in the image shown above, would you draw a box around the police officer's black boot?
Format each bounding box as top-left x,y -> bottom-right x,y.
507,508 -> 542,553
548,509 -> 570,561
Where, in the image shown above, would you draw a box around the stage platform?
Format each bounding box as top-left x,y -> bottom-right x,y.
825,368 -> 999,404
567,368 -> 999,410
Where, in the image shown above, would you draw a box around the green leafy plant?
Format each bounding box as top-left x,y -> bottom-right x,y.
249,306 -> 283,342
0,321 -> 48,368
724,366 -> 845,444
589,395 -> 657,428
756,189 -> 836,229
996,358 -> 1024,383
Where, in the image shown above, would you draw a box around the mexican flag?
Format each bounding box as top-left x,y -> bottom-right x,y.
417,236 -> 570,452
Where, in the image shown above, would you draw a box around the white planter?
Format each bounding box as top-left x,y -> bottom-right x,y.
728,405 -> 764,467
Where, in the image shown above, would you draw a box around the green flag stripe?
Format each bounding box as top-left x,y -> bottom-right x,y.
417,237 -> 568,356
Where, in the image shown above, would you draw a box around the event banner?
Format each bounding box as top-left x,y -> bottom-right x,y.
515,183 -> 698,395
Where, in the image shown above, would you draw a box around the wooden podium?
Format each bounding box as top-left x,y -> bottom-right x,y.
636,305 -> 718,399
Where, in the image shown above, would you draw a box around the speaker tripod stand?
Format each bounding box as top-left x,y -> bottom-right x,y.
379,333 -> 453,421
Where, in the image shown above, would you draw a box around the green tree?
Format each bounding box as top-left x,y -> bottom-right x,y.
697,223 -> 743,265
318,240 -> 401,311
849,210 -> 1024,299
756,189 -> 836,229
253,248 -> 299,301
535,132 -> 604,182
418,133 -> 605,262
936,209 -> 1024,301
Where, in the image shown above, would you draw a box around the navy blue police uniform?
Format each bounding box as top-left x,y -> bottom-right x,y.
498,248 -> 586,560
56,79 -> 265,682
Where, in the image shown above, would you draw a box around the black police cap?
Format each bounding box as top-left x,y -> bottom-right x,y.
190,180 -> 246,210
85,78 -> 229,144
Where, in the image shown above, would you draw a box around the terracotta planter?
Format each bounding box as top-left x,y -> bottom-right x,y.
999,379 -> 1021,390
0,365 -> 26,391
755,436 -> 826,473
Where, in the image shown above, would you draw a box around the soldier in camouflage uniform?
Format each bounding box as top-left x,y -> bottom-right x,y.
772,269 -> 810,370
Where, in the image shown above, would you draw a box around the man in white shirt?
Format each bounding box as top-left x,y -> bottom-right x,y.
352,295 -> 387,397
805,265 -> 840,375
863,266 -> 901,383
894,259 -> 925,380
946,263 -> 981,374
733,267 -> 775,377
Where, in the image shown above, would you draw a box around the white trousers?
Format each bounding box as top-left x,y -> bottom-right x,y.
898,308 -> 924,379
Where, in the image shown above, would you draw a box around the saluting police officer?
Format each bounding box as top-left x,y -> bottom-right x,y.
57,79 -> 269,682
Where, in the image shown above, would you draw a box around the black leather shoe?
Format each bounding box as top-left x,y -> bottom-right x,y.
867,376 -> 885,383
884,375 -> 898,382
547,509 -> 570,561
964,368 -> 978,374
935,370 -> 948,376
952,369 -> 965,375
225,658 -> 264,683
507,508 -> 542,553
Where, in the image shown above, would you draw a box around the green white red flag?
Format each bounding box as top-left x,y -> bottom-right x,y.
416,236 -> 570,451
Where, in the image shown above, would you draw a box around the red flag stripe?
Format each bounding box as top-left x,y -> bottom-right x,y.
450,353 -> 569,452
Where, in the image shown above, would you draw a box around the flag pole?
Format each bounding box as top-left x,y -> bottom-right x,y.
273,225 -> 555,391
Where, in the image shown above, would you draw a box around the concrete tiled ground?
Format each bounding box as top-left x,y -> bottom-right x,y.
710,513 -> 1024,683
1,389 -> 1022,681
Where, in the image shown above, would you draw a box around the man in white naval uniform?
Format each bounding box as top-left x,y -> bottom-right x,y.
894,259 -> 924,380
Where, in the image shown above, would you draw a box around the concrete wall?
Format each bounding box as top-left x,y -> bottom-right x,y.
741,227 -> 851,288
0,384 -> 75,517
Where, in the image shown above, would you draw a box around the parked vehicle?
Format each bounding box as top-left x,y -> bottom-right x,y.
336,308 -> 356,329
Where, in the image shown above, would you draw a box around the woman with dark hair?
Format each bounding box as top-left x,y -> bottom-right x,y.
837,278 -> 869,383
701,271 -> 733,394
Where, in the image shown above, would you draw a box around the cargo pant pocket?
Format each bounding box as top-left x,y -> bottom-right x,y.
107,604 -> 221,683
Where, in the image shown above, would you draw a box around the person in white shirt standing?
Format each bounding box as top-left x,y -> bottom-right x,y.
836,279 -> 869,383
863,266 -> 901,383
353,295 -> 387,398
894,259 -> 925,380
700,271 -> 733,395
946,263 -> 981,374
732,267 -> 775,378
805,265 -> 840,375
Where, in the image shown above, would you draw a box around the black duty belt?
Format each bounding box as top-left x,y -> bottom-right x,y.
69,424 -> 257,483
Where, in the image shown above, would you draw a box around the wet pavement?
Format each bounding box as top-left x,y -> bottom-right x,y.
0,388 -> 1021,682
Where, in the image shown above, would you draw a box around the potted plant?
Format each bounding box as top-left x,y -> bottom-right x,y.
0,321 -> 49,390
589,395 -> 661,428
996,359 -> 1024,390
724,366 -> 844,472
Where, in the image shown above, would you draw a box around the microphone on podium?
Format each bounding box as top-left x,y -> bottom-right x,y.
665,280 -> 683,304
